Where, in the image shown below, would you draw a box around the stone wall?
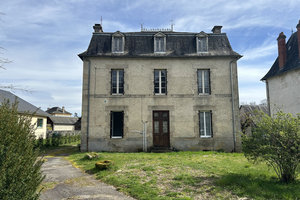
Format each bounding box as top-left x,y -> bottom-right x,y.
81,57 -> 241,152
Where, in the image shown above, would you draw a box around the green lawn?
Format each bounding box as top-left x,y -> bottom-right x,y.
67,151 -> 300,200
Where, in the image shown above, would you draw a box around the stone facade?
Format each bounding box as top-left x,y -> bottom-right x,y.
79,25 -> 241,152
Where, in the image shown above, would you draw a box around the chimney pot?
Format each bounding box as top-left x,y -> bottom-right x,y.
277,32 -> 287,69
211,26 -> 222,34
93,24 -> 103,33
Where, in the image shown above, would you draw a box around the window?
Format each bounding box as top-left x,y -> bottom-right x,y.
196,32 -> 208,53
113,37 -> 123,52
110,111 -> 124,138
37,118 -> 43,128
111,69 -> 124,94
154,32 -> 166,53
154,69 -> 167,94
199,111 -> 212,137
112,31 -> 124,53
197,69 -> 210,94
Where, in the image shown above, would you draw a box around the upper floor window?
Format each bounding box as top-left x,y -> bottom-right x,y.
154,32 -> 166,53
112,31 -> 124,53
199,111 -> 212,138
111,69 -> 124,94
154,69 -> 167,95
197,69 -> 210,94
37,118 -> 43,128
196,32 -> 208,53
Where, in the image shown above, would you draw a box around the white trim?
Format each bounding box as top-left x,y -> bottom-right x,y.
111,136 -> 123,139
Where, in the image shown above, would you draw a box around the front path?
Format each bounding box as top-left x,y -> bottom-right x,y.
40,156 -> 135,200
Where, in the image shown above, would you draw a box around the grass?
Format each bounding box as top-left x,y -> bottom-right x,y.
66,151 -> 300,200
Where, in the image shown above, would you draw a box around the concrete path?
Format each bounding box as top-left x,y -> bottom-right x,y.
40,157 -> 135,200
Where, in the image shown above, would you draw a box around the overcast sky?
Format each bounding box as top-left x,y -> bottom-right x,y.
0,0 -> 299,116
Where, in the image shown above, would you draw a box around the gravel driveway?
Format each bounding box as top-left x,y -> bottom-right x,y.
40,156 -> 135,200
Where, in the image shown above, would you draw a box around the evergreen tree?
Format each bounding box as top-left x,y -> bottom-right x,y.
0,100 -> 44,200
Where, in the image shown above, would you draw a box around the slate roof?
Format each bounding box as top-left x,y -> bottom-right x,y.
48,116 -> 79,125
0,89 -> 49,117
46,106 -> 71,115
262,32 -> 300,80
79,31 -> 241,59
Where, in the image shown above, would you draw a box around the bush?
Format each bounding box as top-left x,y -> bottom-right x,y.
0,101 -> 44,199
242,111 -> 300,183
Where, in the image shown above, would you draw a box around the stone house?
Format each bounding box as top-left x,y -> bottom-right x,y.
79,24 -> 241,152
262,20 -> 300,116
0,89 -> 48,139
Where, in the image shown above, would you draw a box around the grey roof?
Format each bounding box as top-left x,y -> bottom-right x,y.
79,31 -> 241,59
0,89 -> 49,117
48,116 -> 79,125
46,106 -> 71,115
262,32 -> 300,80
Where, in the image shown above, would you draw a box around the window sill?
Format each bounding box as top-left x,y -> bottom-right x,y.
198,93 -> 210,96
154,51 -> 166,54
200,136 -> 212,138
111,136 -> 123,139
154,93 -> 167,96
111,93 -> 124,96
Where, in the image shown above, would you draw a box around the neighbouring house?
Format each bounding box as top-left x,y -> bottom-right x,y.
79,23 -> 241,152
261,20 -> 300,116
47,116 -> 79,131
0,89 -> 48,139
239,104 -> 269,135
46,106 -> 72,117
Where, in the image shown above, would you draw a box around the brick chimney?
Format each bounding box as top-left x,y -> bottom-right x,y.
277,32 -> 287,69
296,20 -> 300,59
93,24 -> 103,33
211,26 -> 222,34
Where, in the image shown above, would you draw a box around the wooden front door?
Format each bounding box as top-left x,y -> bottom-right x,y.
153,111 -> 170,147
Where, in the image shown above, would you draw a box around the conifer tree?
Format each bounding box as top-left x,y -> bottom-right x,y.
0,100 -> 44,200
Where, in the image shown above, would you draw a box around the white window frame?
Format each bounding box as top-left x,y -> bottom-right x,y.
196,32 -> 208,53
197,69 -> 210,95
154,69 -> 167,95
112,31 -> 125,53
111,69 -> 124,95
199,111 -> 212,138
154,32 -> 166,53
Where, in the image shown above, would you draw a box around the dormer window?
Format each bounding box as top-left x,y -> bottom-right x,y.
154,32 -> 166,53
196,32 -> 208,53
112,31 -> 124,53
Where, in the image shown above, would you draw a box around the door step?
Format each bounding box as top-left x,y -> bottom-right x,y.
150,146 -> 173,153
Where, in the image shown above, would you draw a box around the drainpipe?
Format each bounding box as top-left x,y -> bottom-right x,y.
86,59 -> 91,152
230,60 -> 236,152
265,80 -> 271,116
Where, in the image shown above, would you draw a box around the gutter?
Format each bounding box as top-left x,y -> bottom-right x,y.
86,59 -> 91,152
230,60 -> 236,152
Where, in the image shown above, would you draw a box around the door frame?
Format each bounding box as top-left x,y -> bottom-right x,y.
152,110 -> 170,147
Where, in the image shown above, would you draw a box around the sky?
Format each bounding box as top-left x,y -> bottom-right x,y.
0,0 -> 299,116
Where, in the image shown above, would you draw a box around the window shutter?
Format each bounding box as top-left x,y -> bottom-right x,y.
110,111 -> 113,138
209,70 -> 211,94
165,69 -> 168,95
210,111 -> 213,137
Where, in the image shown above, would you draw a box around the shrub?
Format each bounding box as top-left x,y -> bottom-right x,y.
242,111 -> 300,183
0,101 -> 44,199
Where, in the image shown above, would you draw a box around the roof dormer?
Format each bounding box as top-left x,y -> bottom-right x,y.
154,32 -> 166,53
196,31 -> 208,53
112,31 -> 125,53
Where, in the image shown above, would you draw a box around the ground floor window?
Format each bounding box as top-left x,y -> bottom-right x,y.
110,111 -> 124,138
199,111 -> 212,137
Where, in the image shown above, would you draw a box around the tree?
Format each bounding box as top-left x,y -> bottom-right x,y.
0,100 -> 44,199
242,111 -> 300,183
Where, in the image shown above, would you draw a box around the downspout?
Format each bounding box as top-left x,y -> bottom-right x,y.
86,59 -> 91,152
265,80 -> 271,116
230,60 -> 236,152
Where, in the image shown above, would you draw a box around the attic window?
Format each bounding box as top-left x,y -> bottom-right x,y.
154,32 -> 166,53
112,32 -> 124,53
196,32 -> 208,53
